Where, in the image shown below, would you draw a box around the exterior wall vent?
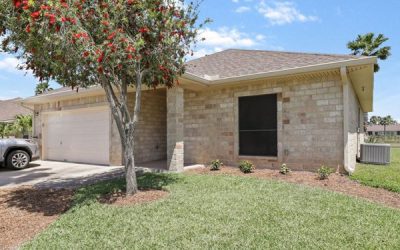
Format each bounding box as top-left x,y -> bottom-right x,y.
360,144 -> 391,165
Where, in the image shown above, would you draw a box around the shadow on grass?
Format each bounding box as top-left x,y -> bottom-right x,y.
0,187 -> 74,216
1,173 -> 180,216
72,173 -> 181,208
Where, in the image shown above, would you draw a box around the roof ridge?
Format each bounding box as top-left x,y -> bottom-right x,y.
0,97 -> 23,102
217,48 -> 363,58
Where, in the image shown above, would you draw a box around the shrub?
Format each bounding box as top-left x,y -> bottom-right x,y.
317,166 -> 334,180
238,160 -> 255,173
209,159 -> 223,171
279,163 -> 291,175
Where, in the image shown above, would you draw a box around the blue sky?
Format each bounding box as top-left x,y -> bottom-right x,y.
0,0 -> 399,120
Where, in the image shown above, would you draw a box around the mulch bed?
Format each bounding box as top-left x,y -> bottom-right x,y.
99,189 -> 169,206
188,167 -> 400,209
0,187 -> 74,250
0,186 -> 167,250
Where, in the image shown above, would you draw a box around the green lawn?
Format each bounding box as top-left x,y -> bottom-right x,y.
351,148 -> 400,193
24,173 -> 400,249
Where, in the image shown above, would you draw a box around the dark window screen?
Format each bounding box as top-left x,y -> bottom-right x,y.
239,94 -> 277,156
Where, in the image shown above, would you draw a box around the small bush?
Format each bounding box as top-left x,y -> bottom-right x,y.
317,166 -> 334,180
238,160 -> 255,173
279,163 -> 291,175
209,159 -> 223,171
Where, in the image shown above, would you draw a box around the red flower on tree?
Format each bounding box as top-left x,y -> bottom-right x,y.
139,27 -> 149,33
40,5 -> 51,11
107,32 -> 116,40
97,51 -> 104,63
13,0 -> 21,8
30,11 -> 41,19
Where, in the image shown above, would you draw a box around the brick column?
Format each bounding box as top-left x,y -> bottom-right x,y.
167,87 -> 184,172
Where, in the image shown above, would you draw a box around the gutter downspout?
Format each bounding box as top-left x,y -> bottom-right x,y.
340,66 -> 354,174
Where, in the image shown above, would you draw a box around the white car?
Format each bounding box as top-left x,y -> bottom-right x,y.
0,139 -> 40,170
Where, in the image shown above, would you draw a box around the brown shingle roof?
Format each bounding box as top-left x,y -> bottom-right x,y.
367,124 -> 400,132
0,98 -> 32,122
185,49 -> 364,79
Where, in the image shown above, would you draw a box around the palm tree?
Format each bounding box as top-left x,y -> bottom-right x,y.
380,115 -> 396,136
369,115 -> 382,125
35,82 -> 53,95
13,115 -> 32,138
347,33 -> 391,72
3,123 -> 15,138
0,123 -> 5,138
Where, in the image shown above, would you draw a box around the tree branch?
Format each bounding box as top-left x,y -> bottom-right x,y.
101,77 -> 126,142
132,69 -> 142,130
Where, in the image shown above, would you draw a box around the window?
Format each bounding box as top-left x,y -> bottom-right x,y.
397,131 -> 400,136
238,94 -> 277,156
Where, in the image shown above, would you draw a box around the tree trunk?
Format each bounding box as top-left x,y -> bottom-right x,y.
384,124 -> 386,137
100,73 -> 143,196
124,134 -> 138,195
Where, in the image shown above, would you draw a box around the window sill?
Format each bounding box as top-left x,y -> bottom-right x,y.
238,155 -> 278,161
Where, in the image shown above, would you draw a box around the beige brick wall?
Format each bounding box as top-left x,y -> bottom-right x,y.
184,74 -> 345,171
127,89 -> 167,164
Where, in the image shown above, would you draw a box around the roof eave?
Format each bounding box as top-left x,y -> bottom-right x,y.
348,63 -> 375,112
182,57 -> 377,85
23,56 -> 376,104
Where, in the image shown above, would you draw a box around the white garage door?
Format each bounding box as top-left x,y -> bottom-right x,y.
43,107 -> 110,165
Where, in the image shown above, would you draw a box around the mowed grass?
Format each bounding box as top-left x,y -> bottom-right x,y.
351,148 -> 400,192
24,173 -> 400,249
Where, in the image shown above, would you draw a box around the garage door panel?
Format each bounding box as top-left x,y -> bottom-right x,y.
44,108 -> 110,165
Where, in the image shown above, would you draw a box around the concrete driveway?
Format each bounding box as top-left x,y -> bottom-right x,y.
0,161 -> 124,189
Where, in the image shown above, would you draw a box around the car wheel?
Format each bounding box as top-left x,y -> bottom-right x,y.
7,150 -> 30,170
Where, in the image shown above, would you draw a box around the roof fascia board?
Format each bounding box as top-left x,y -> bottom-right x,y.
23,85 -> 105,104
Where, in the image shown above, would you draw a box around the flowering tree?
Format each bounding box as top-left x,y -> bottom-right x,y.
0,0 -> 205,194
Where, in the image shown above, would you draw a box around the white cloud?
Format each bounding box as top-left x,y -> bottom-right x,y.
255,34 -> 266,41
190,27 -> 284,59
198,27 -> 261,48
0,57 -> 20,73
258,1 -> 318,25
191,48 -> 215,59
232,0 -> 239,3
0,54 -> 33,76
235,6 -> 251,13
191,27 -> 265,59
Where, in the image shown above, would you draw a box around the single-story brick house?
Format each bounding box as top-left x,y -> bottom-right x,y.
367,124 -> 400,136
23,49 -> 376,173
0,98 -> 32,123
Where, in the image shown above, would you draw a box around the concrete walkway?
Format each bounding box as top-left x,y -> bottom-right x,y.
0,161 -> 124,189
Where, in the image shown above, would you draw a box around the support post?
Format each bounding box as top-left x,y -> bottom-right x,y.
167,87 -> 184,172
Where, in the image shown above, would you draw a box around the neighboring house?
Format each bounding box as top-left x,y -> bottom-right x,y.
23,49 -> 376,173
0,98 -> 32,123
367,124 -> 400,136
